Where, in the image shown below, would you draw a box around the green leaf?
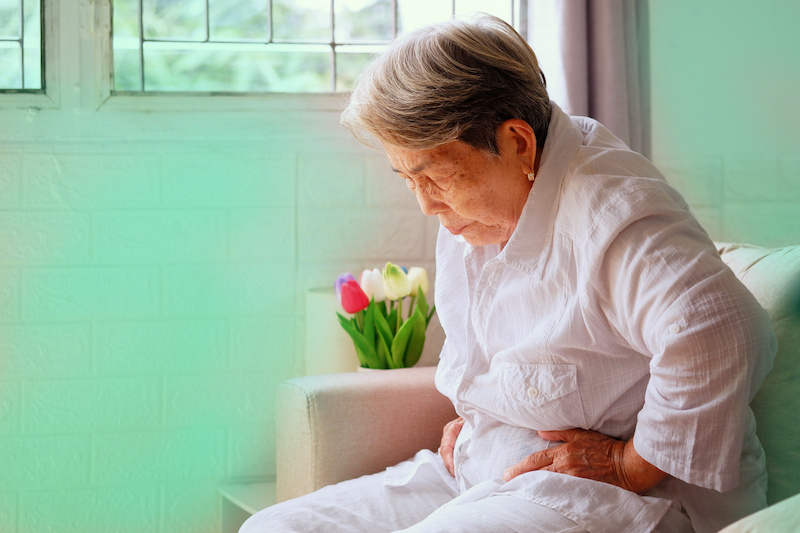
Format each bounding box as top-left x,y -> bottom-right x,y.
391,307 -> 426,369
372,309 -> 394,368
416,288 -> 428,322
376,334 -> 391,369
387,305 -> 399,335
390,321 -> 412,368
403,308 -> 427,367
337,312 -> 380,368
364,300 -> 376,346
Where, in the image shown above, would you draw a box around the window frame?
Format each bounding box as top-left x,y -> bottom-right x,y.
2,0 -> 529,114
1,0 -> 57,109
102,0 -> 357,112
0,0 -> 349,112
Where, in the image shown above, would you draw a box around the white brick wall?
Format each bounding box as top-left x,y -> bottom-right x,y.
0,105 -> 440,532
655,154 -> 800,247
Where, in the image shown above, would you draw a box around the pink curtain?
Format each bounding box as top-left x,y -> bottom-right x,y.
531,0 -> 649,156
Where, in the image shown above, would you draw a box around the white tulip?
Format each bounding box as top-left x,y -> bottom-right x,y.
359,268 -> 385,302
407,267 -> 429,296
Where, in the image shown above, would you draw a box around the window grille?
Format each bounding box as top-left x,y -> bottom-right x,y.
0,0 -> 43,90
112,0 -> 527,93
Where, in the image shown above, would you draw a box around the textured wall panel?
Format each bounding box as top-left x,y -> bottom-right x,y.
722,203 -> 800,246
298,153 -> 366,207
724,156 -> 779,202
22,377 -> 160,432
0,434 -> 90,489
0,151 -> 22,207
229,316 -> 295,371
298,208 -> 427,262
229,207 -> 295,261
0,323 -> 92,377
779,157 -> 800,201
22,266 -> 160,321
93,210 -> 230,264
162,153 -> 296,207
0,491 -> 17,533
0,381 -> 20,434
164,262 -> 294,316
0,211 -> 91,264
0,268 -> 21,322
94,319 -> 228,374
19,487 -> 159,533
23,153 -> 160,209
227,424 -> 277,478
161,484 -> 220,533
93,429 -> 226,483
657,157 -> 723,208
163,372 -> 281,427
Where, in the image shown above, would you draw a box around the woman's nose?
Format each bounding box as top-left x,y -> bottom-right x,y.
415,189 -> 446,216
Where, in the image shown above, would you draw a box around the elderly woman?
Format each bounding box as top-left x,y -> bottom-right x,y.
242,14 -> 776,533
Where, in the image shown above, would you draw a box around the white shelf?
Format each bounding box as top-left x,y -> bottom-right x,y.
219,481 -> 276,533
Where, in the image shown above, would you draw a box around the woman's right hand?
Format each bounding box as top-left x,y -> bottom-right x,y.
439,417 -> 465,476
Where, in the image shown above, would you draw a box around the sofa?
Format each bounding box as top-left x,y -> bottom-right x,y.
275,243 -> 800,531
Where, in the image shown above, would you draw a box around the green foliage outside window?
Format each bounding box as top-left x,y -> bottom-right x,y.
112,0 -> 399,93
0,0 -> 42,90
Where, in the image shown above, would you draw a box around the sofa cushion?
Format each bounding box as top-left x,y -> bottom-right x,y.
717,243 -> 800,504
717,491 -> 800,532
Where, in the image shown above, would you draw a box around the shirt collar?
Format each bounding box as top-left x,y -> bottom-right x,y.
498,102 -> 584,275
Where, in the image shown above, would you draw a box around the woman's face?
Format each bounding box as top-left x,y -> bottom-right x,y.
383,121 -> 536,248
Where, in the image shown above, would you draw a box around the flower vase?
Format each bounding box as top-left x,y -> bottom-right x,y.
305,288 -> 361,375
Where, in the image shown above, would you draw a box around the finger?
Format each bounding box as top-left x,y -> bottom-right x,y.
503,450 -> 553,482
441,417 -> 464,449
440,417 -> 464,477
440,444 -> 455,476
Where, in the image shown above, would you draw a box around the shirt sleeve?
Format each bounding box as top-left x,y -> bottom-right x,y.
584,183 -> 777,492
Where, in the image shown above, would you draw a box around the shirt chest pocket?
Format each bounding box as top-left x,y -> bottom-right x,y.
495,363 -> 588,431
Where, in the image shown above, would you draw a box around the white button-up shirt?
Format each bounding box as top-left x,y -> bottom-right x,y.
433,104 -> 777,532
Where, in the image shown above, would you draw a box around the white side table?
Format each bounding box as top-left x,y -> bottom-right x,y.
219,481 -> 276,533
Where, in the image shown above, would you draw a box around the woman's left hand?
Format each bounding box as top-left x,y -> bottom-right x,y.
502,428 -> 667,494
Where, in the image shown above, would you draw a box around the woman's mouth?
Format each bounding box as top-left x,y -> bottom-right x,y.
447,224 -> 468,235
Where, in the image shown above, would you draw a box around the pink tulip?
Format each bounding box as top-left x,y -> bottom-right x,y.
340,279 -> 370,314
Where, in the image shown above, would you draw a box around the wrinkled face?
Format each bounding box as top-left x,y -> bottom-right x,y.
384,138 -> 533,247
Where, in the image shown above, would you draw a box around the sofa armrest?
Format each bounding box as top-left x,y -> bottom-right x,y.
275,366 -> 456,502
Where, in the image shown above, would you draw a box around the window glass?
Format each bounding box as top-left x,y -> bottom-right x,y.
0,0 -> 42,90
111,0 -> 524,94
143,0 -> 207,41
334,0 -> 394,43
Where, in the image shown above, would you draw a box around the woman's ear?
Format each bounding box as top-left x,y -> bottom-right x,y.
497,119 -> 537,173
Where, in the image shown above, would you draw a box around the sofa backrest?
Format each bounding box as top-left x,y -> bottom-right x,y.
717,243 -> 800,505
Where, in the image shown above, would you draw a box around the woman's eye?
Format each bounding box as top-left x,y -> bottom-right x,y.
428,175 -> 452,190
404,178 -> 416,191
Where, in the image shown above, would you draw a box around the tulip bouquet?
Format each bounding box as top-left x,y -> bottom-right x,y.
335,262 -> 436,369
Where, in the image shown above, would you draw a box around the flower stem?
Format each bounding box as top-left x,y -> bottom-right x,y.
396,300 -> 402,332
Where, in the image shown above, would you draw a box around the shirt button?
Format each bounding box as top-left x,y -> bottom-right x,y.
669,323 -> 682,334
527,387 -> 540,398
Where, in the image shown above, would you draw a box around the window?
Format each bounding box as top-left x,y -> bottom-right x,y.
0,0 -> 43,90
111,0 -> 527,93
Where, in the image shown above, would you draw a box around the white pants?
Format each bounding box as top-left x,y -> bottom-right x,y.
240,450 -> 691,533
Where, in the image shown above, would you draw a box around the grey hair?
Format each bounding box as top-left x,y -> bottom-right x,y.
340,14 -> 551,155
